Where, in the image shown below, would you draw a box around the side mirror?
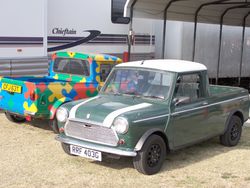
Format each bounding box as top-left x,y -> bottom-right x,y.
173,97 -> 190,106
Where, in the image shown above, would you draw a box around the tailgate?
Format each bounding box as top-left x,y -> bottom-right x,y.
0,77 -> 37,116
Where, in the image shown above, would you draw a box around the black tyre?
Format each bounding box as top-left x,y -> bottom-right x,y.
220,115 -> 242,147
61,143 -> 75,156
49,118 -> 59,134
5,112 -> 26,123
133,134 -> 166,175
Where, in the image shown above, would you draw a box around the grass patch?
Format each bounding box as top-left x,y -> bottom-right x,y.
221,172 -> 238,179
244,177 -> 250,181
221,172 -> 232,179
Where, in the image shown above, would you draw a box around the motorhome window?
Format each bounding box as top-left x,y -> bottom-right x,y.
54,58 -> 90,76
111,0 -> 130,24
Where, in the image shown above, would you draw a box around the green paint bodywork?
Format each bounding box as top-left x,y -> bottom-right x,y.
57,67 -> 249,155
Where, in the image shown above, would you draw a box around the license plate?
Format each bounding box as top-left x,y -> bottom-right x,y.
70,145 -> 102,161
1,83 -> 22,93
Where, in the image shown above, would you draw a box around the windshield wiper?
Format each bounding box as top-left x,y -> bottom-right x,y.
113,91 -> 122,96
143,95 -> 164,99
123,91 -> 142,96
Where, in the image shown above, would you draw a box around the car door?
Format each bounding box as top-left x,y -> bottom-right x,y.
170,72 -> 210,148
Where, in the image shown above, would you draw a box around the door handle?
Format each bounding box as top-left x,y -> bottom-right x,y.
202,102 -> 208,105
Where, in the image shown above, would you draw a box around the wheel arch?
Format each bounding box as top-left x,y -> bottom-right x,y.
49,97 -> 72,119
223,110 -> 244,134
134,129 -> 170,153
233,111 -> 244,124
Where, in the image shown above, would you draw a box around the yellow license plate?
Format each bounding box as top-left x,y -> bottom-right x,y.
1,83 -> 22,93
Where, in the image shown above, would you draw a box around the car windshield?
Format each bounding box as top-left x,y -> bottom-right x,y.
102,68 -> 174,100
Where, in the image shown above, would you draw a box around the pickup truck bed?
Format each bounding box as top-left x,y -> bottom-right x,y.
0,76 -> 97,119
209,85 -> 245,96
4,76 -> 66,83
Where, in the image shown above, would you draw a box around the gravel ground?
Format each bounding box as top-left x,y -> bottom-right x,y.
0,113 -> 250,188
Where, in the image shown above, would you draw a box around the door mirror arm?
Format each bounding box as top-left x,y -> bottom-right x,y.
173,97 -> 190,106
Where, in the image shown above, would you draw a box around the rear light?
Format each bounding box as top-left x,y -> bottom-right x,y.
30,91 -> 36,101
25,116 -> 31,121
59,127 -> 64,133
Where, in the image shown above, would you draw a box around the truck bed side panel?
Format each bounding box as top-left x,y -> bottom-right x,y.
0,76 -> 98,118
0,77 -> 38,116
35,81 -> 98,118
207,85 -> 249,134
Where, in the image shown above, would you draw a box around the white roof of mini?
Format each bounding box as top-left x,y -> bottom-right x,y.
116,59 -> 207,73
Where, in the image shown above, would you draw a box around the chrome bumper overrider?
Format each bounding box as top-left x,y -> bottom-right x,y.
55,134 -> 137,157
24,110 -> 36,116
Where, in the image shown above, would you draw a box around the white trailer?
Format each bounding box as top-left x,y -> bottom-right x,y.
0,0 -> 47,58
47,0 -> 155,60
0,0 -> 155,76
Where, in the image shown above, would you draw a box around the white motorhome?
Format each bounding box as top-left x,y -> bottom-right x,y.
0,0 -> 47,76
0,0 -> 155,76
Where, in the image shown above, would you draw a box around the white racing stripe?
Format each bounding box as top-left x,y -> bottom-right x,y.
69,96 -> 100,118
102,103 -> 152,127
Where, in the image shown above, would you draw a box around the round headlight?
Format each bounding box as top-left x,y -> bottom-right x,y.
113,117 -> 129,134
56,107 -> 69,123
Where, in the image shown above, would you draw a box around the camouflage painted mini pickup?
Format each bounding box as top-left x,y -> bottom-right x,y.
0,52 -> 121,132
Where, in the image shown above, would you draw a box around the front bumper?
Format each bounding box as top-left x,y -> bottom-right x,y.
55,134 -> 137,157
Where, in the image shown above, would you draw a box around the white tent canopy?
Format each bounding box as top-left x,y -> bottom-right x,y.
124,0 -> 250,26
124,0 -> 250,85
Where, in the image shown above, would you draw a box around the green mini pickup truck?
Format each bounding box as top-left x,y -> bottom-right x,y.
55,59 -> 249,175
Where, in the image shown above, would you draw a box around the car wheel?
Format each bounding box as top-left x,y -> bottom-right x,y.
133,134 -> 166,175
220,115 -> 242,147
5,112 -> 26,123
49,118 -> 59,134
61,143 -> 75,156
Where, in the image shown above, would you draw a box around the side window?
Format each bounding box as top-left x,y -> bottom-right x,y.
174,73 -> 203,104
100,64 -> 114,82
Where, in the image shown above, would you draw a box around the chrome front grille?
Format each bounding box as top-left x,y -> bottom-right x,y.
64,119 -> 119,146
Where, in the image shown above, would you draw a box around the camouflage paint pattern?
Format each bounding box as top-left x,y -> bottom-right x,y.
0,52 -> 121,119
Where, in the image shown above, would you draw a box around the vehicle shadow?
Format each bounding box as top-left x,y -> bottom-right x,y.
0,111 -> 53,132
165,126 -> 250,169
24,119 -> 52,132
92,155 -> 134,170
93,126 -> 250,173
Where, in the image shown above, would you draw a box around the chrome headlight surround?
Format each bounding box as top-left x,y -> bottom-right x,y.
56,107 -> 69,123
113,117 -> 129,134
